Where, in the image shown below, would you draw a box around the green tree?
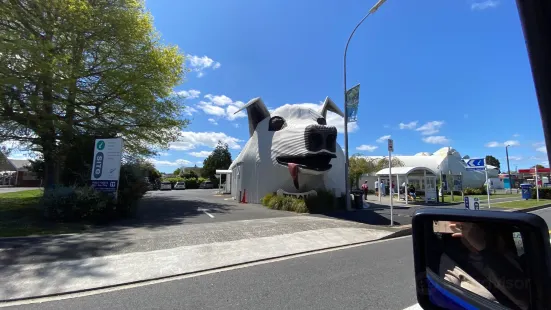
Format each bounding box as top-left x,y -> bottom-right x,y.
485,155 -> 501,170
182,170 -> 198,179
173,168 -> 182,176
348,155 -> 403,188
0,0 -> 188,188
533,164 -> 546,170
202,141 -> 232,180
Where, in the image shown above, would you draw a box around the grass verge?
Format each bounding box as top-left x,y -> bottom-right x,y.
494,199 -> 551,209
0,189 -> 90,237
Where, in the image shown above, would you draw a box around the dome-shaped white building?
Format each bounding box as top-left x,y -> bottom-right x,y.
364,147 -> 498,189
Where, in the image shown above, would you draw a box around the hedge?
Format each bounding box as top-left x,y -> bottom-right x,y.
261,189 -> 345,214
532,188 -> 551,199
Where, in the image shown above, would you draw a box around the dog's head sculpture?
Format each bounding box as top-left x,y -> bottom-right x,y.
229,97 -> 346,202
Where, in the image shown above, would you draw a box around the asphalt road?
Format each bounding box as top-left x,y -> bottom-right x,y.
2,192 -> 550,310
2,237 -> 418,310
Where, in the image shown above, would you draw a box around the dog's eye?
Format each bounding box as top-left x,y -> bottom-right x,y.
317,118 -> 327,125
269,116 -> 286,131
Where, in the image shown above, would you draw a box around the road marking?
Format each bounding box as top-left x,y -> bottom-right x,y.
0,235 -> 410,307
403,304 -> 422,310
197,207 -> 214,218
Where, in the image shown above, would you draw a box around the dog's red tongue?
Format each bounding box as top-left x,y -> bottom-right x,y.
288,163 -> 299,190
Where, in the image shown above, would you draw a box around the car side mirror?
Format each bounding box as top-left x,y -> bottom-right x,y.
412,208 -> 551,310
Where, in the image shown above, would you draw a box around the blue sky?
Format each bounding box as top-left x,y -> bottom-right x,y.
145,0 -> 547,173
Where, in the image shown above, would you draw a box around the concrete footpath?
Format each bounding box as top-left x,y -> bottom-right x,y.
0,215 -> 405,302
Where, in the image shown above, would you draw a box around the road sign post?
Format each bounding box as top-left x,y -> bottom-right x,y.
464,158 -> 491,208
464,196 -> 480,211
388,138 -> 393,227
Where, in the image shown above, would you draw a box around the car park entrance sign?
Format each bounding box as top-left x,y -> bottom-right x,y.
91,138 -> 123,193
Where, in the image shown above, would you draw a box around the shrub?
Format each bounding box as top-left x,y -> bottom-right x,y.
463,187 -> 488,195
41,162 -> 149,223
41,186 -> 115,222
305,189 -> 338,213
261,189 -> 341,214
532,188 -> 551,199
261,193 -> 275,206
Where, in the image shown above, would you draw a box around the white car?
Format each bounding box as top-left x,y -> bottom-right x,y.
160,182 -> 172,191
174,182 -> 186,190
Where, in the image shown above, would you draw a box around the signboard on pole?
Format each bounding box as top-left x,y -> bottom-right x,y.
345,84 -> 360,123
464,158 -> 486,171
464,196 -> 480,210
91,138 -> 123,193
387,139 -> 394,153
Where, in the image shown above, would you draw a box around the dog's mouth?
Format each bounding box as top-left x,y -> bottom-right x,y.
276,153 -> 336,171
276,153 -> 336,190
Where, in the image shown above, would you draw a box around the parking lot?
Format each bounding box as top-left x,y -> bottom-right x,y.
134,188 -> 296,226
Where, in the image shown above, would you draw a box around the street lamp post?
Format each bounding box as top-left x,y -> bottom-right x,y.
343,0 -> 387,210
506,145 -> 512,193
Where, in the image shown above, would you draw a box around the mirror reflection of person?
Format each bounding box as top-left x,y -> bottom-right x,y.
438,222 -> 530,310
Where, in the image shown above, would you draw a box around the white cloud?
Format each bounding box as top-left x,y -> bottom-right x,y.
537,146 -> 547,154
471,0 -> 499,11
416,121 -> 444,135
186,54 -> 221,78
278,102 -> 358,134
376,135 -> 391,143
188,151 -> 212,158
197,94 -> 246,121
150,158 -> 192,167
234,123 -> 240,128
504,140 -> 520,147
174,89 -> 201,99
422,136 -> 450,144
512,133 -> 520,138
356,145 -> 378,152
184,106 -> 198,116
533,141 -> 545,147
170,131 -> 243,151
399,121 -> 417,130
157,152 -> 169,156
204,94 -> 233,106
208,118 -> 218,125
508,156 -> 523,161
485,140 -> 520,147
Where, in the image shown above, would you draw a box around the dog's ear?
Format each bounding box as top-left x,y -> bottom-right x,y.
234,97 -> 270,137
319,96 -> 344,118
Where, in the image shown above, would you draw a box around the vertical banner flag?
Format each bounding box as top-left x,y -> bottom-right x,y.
345,84 -> 360,123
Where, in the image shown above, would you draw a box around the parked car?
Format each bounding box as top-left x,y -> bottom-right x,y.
174,182 -> 186,190
199,181 -> 214,189
160,182 -> 172,191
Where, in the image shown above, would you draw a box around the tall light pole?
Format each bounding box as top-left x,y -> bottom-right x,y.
506,144 -> 513,193
343,0 -> 387,210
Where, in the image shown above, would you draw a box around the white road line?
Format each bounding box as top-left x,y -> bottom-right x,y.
403,303 -> 422,310
197,207 -> 214,218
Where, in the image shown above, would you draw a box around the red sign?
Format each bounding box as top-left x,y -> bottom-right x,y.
518,168 -> 551,174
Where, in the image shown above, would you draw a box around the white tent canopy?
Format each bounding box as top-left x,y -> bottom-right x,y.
376,166 -> 437,176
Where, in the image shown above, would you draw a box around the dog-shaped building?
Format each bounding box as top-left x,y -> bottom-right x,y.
229,97 -> 346,203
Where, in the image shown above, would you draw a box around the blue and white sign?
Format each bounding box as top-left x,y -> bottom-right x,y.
91,138 -> 123,193
465,196 -> 480,210
464,158 -> 486,171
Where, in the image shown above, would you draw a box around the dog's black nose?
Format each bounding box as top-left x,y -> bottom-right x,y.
304,124 -> 337,152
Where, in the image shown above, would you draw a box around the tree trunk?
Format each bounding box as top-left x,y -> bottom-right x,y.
41,134 -> 58,189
